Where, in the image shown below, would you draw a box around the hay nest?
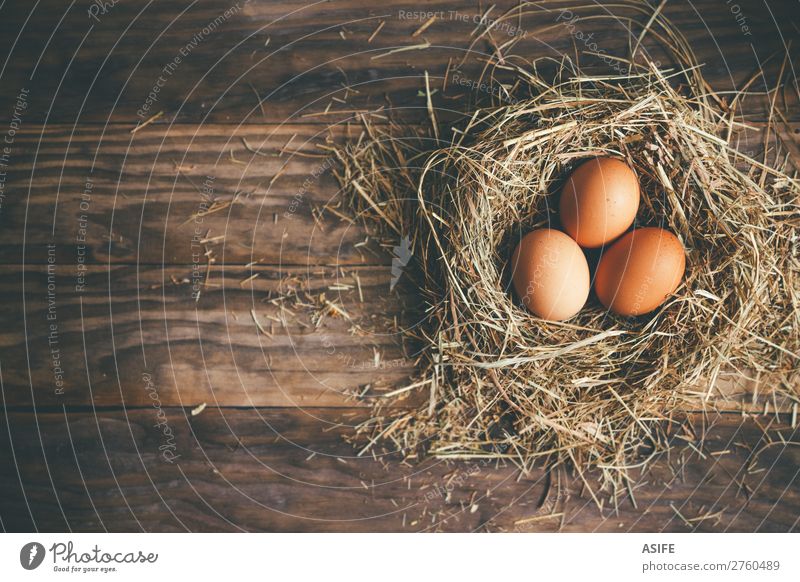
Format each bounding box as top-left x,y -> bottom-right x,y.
329,59 -> 799,497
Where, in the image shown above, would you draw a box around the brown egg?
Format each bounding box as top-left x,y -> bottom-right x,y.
594,227 -> 685,316
560,157 -> 640,248
510,229 -> 590,321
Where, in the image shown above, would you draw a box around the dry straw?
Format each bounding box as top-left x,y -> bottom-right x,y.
327,4 -> 799,502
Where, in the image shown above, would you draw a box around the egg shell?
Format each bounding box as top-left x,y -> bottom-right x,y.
594,227 -> 685,316
510,229 -> 590,321
560,157 -> 640,248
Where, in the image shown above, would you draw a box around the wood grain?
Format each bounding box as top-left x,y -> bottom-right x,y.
0,0 -> 796,125
0,263 -> 419,407
1,408 -> 797,532
0,123 -> 367,265
0,121 -> 795,265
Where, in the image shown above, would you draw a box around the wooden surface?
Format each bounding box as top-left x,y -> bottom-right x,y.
2,409 -> 799,532
0,0 -> 798,532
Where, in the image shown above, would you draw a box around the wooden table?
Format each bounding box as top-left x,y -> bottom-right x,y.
0,0 -> 798,532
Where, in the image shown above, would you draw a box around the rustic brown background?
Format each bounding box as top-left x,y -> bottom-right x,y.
0,0 -> 798,532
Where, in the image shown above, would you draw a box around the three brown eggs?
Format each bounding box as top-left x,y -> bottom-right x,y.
510,157 -> 685,321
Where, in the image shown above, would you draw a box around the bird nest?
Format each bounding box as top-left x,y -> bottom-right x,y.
328,59 -> 799,499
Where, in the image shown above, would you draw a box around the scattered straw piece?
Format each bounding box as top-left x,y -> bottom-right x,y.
371,40 -> 431,61
514,513 -> 564,525
131,111 -> 163,134
368,20 -> 385,43
412,16 -> 436,38
191,403 -> 207,417
251,309 -> 271,336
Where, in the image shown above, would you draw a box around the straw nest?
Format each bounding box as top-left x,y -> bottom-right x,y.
329,58 -> 799,496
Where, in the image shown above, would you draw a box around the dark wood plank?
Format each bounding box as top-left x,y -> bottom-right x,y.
1,408 -> 797,532
0,0 -> 795,125
1,121 -> 795,265
0,263 -> 420,408
0,123 -> 372,265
